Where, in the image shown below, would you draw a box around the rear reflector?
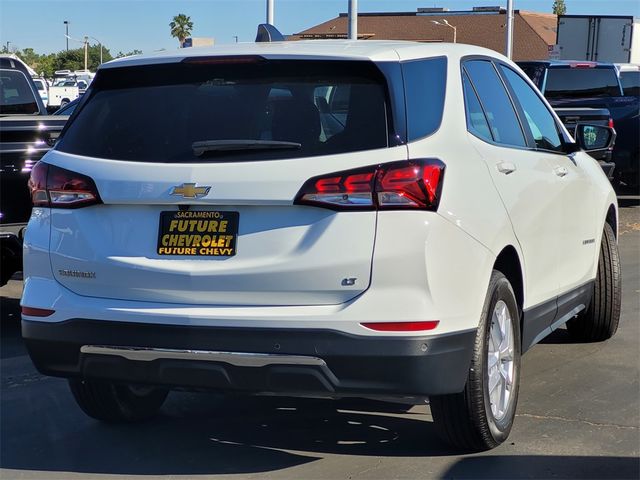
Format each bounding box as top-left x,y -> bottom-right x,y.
361,321 -> 439,332
295,159 -> 445,211
22,306 -> 55,317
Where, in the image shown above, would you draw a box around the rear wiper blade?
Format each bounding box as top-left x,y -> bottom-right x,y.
192,139 -> 301,156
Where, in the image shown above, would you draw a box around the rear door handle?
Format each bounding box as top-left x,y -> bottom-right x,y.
496,161 -> 517,175
554,166 -> 569,177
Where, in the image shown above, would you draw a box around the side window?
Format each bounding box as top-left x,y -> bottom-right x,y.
499,65 -> 563,152
464,60 -> 526,147
462,71 -> 492,142
0,69 -> 39,115
620,71 -> 640,97
402,57 -> 447,141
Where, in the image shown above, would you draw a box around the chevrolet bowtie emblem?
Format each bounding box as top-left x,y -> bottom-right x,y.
170,183 -> 211,198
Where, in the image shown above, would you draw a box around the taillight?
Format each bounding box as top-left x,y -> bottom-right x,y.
28,161 -> 49,207
28,162 -> 102,209
608,117 -> 615,129
294,159 -> 445,211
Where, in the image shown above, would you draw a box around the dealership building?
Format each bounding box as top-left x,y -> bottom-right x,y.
290,6 -> 557,61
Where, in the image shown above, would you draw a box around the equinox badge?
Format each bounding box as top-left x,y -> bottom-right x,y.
170,183 -> 211,198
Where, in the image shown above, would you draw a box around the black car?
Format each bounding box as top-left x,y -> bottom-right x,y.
0,55 -> 67,284
518,60 -> 639,193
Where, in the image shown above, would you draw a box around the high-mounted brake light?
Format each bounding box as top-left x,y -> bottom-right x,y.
294,159 -> 445,211
181,55 -> 265,65
361,321 -> 439,332
28,162 -> 102,209
570,62 -> 596,68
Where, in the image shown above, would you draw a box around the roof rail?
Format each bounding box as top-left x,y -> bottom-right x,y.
255,24 -> 285,42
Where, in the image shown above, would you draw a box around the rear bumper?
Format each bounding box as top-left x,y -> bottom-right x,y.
23,319 -> 475,397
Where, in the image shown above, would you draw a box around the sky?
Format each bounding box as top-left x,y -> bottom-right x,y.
1,0 -> 639,56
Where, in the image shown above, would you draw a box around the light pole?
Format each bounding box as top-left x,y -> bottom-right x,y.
88,36 -> 103,65
348,0 -> 358,40
64,21 -> 69,51
83,36 -> 88,71
431,19 -> 457,43
506,0 -> 514,59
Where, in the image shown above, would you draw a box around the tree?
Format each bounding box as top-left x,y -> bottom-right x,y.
116,49 -> 143,58
170,13 -> 194,47
19,48 -> 39,66
552,0 -> 566,15
8,44 -> 116,77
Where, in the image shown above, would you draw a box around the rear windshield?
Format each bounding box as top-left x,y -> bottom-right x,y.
0,69 -> 39,115
544,67 -> 622,99
620,71 -> 639,96
518,63 -> 546,89
57,59 -> 391,162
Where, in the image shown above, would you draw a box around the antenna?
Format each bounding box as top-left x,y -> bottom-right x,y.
255,24 -> 285,42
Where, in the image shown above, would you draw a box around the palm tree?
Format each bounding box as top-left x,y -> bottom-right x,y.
170,14 -> 194,47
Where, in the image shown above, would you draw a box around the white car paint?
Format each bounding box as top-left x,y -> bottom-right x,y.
22,41 -> 617,340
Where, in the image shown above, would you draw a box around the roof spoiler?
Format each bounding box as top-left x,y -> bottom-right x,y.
255,24 -> 285,42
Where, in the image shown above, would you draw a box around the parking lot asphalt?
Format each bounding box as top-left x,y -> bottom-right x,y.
1,206 -> 638,480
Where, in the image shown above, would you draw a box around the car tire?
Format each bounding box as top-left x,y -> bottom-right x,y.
60,99 -> 70,107
567,222 -> 621,342
69,379 -> 169,423
430,270 -> 521,451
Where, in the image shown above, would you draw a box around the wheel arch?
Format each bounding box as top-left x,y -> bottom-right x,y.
493,245 -> 524,314
605,203 -> 617,239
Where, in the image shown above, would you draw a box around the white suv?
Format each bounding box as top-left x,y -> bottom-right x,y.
21,39 -> 621,451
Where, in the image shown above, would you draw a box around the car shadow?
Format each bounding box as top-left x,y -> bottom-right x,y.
1,393 -> 456,475
538,326 -> 574,344
442,454 -> 639,479
0,294 -> 23,359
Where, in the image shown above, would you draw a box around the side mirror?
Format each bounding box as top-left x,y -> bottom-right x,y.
575,124 -> 616,155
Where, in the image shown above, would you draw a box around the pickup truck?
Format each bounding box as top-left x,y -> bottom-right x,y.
518,60 -> 639,193
0,55 -> 68,285
554,106 -> 615,178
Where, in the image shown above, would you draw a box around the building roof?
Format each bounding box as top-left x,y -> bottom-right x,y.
291,9 -> 557,61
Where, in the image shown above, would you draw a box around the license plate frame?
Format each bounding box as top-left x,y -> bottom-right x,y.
156,210 -> 239,256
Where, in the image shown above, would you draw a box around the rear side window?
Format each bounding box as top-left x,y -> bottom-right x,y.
499,65 -> 563,152
620,71 -> 639,96
57,59 -> 390,162
0,69 -> 38,115
464,60 -> 526,148
544,68 -> 622,99
402,57 -> 447,141
462,71 -> 492,142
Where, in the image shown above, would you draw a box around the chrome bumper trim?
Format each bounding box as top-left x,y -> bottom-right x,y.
80,345 -> 327,368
